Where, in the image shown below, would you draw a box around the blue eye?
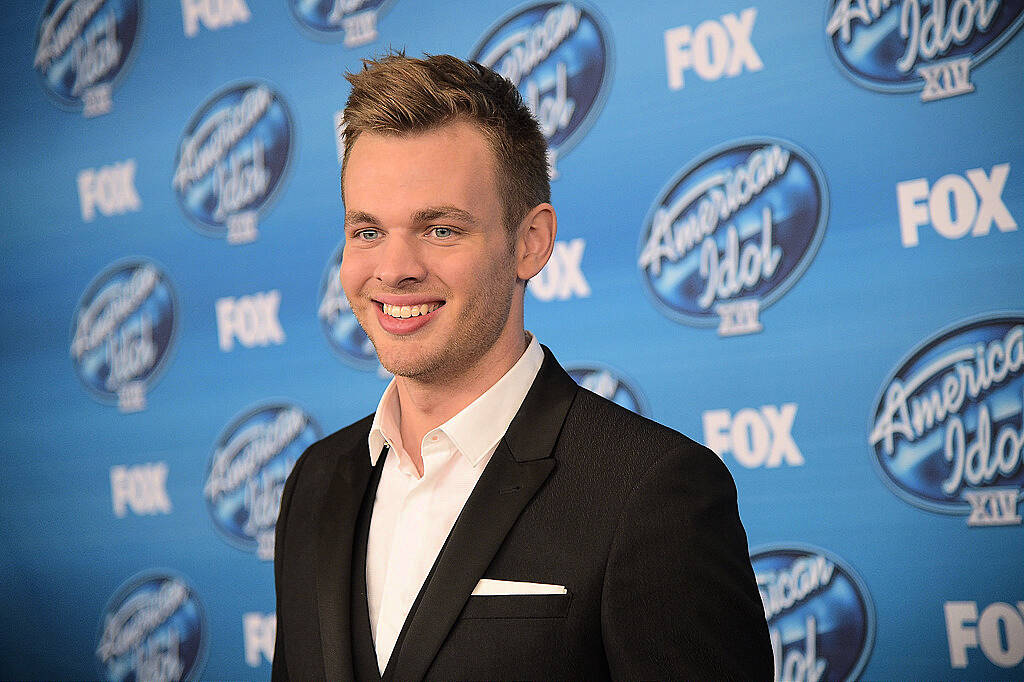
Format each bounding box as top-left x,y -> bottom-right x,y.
431,226 -> 454,238
356,228 -> 380,240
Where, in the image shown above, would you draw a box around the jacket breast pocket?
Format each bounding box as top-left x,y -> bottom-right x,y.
459,592 -> 572,619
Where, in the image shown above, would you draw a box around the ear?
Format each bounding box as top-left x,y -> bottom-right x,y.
515,203 -> 557,281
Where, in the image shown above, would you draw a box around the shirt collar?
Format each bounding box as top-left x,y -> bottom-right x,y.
368,380 -> 401,464
368,334 -> 544,467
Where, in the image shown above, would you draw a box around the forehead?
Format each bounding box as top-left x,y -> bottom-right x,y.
342,120 -> 500,216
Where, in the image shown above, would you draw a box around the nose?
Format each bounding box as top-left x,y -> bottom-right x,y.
375,234 -> 428,288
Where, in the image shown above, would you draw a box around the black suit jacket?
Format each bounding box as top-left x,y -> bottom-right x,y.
272,347 -> 772,680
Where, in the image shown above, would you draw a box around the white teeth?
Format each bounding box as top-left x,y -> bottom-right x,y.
383,303 -> 440,319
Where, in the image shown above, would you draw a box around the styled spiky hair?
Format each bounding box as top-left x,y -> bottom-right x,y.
341,52 -> 550,231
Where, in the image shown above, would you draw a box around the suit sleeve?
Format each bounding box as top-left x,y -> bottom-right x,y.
271,450 -> 305,682
600,443 -> 773,681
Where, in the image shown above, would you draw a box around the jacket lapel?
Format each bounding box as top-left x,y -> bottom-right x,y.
387,347 -> 578,681
315,435 -> 375,681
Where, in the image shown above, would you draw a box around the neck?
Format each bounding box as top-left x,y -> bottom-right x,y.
394,326 -> 529,475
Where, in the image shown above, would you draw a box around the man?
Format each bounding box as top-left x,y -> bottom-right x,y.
273,53 -> 772,681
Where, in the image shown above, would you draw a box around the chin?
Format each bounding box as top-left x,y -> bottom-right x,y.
375,347 -> 445,380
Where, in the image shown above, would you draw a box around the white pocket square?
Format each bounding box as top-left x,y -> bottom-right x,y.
471,579 -> 567,596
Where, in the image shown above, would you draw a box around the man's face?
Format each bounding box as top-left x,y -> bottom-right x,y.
340,120 -> 522,381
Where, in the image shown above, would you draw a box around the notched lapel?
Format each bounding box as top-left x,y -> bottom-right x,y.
503,345 -> 578,462
387,347 -> 578,681
315,441 -> 373,682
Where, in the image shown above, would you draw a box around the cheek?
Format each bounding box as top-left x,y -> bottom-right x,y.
459,255 -> 516,301
339,251 -> 368,296
438,257 -> 491,292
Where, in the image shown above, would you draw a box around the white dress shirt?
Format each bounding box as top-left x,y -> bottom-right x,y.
364,335 -> 544,674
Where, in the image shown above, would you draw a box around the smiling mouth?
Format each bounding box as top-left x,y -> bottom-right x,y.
379,302 -> 444,319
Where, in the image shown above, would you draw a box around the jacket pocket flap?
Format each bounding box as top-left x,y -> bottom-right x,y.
459,592 -> 571,619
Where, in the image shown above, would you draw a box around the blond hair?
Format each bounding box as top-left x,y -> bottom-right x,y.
341,52 -> 550,231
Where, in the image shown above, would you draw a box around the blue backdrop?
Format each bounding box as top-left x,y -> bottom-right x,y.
1,1 -> 1022,680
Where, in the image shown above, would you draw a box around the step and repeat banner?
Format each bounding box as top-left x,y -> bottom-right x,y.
1,1 -> 1021,680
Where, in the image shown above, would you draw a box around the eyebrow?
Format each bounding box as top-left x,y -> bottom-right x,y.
344,205 -> 479,228
344,210 -> 381,226
411,205 -> 478,225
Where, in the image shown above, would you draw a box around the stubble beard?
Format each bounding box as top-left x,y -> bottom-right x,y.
358,254 -> 520,384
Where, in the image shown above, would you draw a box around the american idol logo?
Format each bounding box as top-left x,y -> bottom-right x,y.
70,258 -> 176,413
289,0 -> 395,46
869,313 -> 1024,526
34,0 -> 141,117
567,364 -> 649,417
96,571 -> 206,682
638,139 -> 828,336
826,0 -> 1024,101
469,2 -> 613,177
205,402 -> 322,560
173,82 -> 293,245
318,241 -> 378,370
752,545 -> 875,682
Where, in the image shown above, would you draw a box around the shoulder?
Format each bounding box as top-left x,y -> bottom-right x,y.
563,386 -> 733,493
570,386 -> 696,448
288,412 -> 375,484
567,385 -> 715,462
